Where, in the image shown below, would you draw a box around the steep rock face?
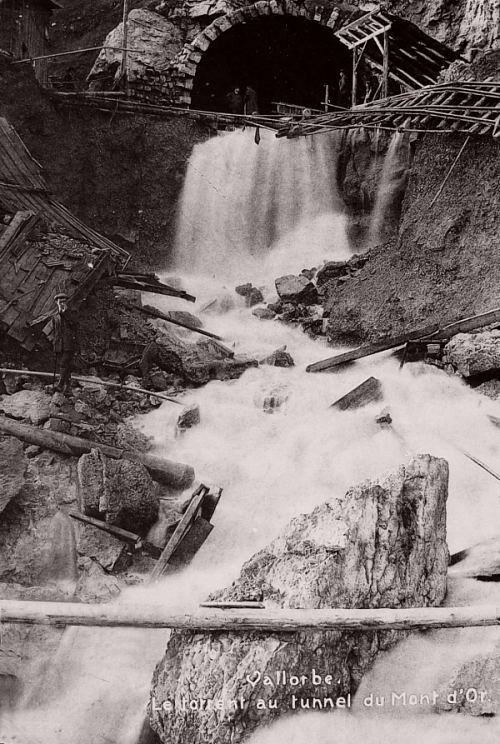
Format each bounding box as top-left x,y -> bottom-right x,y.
388,0 -> 500,53
149,454 -> 449,744
326,92 -> 500,344
0,437 -> 27,514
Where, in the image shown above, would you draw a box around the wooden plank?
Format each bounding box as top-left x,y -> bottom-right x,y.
331,377 -> 383,410
0,416 -> 194,488
113,276 -> 196,302
307,323 -> 439,373
166,517 -> 214,569
0,367 -> 182,405
150,485 -> 208,580
200,601 -> 266,609
68,511 -> 162,558
382,30 -> 389,98
0,210 -> 39,262
130,301 -> 223,341
1,600 -> 500,631
307,306 -> 500,372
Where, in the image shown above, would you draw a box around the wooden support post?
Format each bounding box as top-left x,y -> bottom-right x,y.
0,416 -> 195,489
351,49 -> 358,108
121,0 -> 130,95
382,30 -> 389,99
1,601 -> 500,631
323,84 -> 329,113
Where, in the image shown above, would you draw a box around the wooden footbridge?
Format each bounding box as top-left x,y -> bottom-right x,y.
277,79 -> 500,139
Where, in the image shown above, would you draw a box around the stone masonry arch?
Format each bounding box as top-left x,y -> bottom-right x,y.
169,1 -> 352,107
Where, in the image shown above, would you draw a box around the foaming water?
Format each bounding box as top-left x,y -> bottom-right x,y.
5,129 -> 500,744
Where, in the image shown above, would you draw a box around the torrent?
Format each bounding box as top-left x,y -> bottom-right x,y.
2,126 -> 500,743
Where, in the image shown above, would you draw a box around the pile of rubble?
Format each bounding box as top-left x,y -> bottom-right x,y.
244,253 -> 370,338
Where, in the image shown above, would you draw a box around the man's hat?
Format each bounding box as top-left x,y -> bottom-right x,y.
54,292 -> 69,301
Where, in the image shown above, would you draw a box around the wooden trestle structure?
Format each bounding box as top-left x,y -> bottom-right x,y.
278,80 -> 500,139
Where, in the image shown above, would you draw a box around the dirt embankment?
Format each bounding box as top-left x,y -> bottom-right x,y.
325,52 -> 500,345
0,59 -> 209,268
326,132 -> 500,343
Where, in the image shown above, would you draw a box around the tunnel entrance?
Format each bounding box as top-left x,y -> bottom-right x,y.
191,15 -> 353,114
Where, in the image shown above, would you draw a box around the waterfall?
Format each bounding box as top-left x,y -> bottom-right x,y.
174,128 -> 351,280
369,130 -> 410,246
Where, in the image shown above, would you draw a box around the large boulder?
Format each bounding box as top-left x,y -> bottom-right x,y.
275,275 -> 318,305
78,450 -> 159,533
0,390 -> 51,425
316,261 -> 349,286
0,437 -> 27,514
88,9 -> 183,86
443,330 -> 500,377
105,458 -> 159,532
149,455 -> 449,744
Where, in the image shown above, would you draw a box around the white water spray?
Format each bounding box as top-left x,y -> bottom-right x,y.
175,128 -> 351,280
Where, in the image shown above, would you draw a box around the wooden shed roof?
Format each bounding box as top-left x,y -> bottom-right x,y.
0,118 -> 130,351
0,118 -> 130,265
335,8 -> 462,91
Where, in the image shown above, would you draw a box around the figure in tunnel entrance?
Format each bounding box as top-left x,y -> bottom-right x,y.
226,86 -> 244,114
243,85 -> 259,115
337,68 -> 350,108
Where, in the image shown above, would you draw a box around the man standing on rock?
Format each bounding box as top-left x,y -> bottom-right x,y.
52,292 -> 79,395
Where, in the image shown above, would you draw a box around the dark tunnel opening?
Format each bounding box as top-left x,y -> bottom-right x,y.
191,16 -> 354,114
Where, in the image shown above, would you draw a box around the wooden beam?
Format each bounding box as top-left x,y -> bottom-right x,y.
0,367 -> 182,405
113,275 -> 196,302
307,306 -> 500,373
1,601 -> 500,631
199,601 -> 266,609
68,511 -> 163,558
120,0 -> 130,93
307,324 -> 439,373
129,302 -> 223,341
331,376 -> 383,410
0,210 -> 39,262
351,48 -> 358,108
0,416 -> 194,489
150,485 -> 208,580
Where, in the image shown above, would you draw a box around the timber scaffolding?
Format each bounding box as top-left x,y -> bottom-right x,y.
277,79 -> 500,139
47,89 -> 286,133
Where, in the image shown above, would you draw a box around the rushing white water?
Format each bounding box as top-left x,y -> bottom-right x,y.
4,129 -> 500,744
175,128 -> 351,280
